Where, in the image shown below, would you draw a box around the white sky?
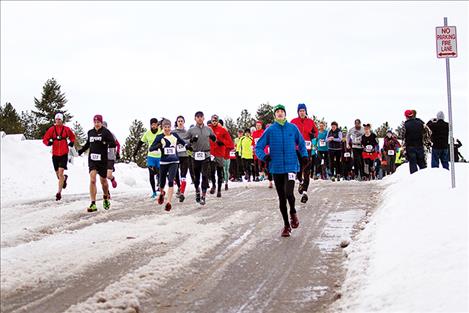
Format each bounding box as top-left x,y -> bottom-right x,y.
1,1 -> 468,155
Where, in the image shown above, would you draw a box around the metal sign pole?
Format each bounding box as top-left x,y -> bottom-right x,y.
444,17 -> 456,188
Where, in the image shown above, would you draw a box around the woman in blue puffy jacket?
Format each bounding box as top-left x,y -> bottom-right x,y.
256,104 -> 308,237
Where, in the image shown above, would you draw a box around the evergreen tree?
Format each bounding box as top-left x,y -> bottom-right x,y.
32,78 -> 73,138
72,121 -> 87,148
395,121 -> 405,140
20,110 -> 41,139
374,121 -> 390,138
311,115 -> 327,129
121,119 -> 147,167
255,103 -> 274,126
236,109 -> 256,132
224,117 -> 237,139
0,103 -> 24,134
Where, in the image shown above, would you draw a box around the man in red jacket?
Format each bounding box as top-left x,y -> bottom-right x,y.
209,114 -> 234,197
290,103 -> 318,204
252,120 -> 265,181
42,113 -> 76,201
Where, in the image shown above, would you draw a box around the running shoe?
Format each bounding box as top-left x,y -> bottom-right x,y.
111,177 -> 117,188
281,226 -> 292,237
87,203 -> 97,212
63,175 -> 68,189
55,192 -> 61,201
165,202 -> 172,212
290,213 -> 299,229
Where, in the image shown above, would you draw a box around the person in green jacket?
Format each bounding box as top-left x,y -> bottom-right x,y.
238,128 -> 254,182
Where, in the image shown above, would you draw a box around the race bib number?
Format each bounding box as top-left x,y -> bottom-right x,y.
210,155 -> 215,161
353,137 -> 361,144
365,145 -> 373,152
164,147 -> 176,155
319,139 -> 326,147
90,153 -> 101,161
229,151 -> 236,157
194,151 -> 205,161
344,152 -> 351,158
305,141 -> 312,149
288,173 -> 296,181
177,144 -> 186,152
388,150 -> 395,156
254,138 -> 259,145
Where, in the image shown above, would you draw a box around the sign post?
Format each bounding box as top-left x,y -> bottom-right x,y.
436,17 -> 457,188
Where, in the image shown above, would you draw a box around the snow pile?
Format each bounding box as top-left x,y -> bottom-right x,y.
335,164 -> 469,312
0,138 -> 150,206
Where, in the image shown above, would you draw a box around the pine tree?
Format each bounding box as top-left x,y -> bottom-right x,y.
395,121 -> 405,140
236,109 -> 256,132
20,110 -> 41,139
72,121 -> 87,148
0,103 -> 24,134
311,115 -> 327,129
255,103 -> 274,126
32,78 -> 73,138
121,119 -> 147,167
224,117 -> 237,139
374,121 -> 390,138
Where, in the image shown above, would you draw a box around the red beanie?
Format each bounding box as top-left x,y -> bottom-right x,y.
404,110 -> 414,118
93,114 -> 103,123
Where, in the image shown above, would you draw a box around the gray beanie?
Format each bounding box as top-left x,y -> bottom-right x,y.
437,111 -> 445,121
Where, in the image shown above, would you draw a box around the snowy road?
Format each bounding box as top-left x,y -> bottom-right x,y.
1,181 -> 383,313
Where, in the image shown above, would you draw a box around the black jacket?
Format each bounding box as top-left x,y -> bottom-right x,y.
427,119 -> 449,149
404,118 -> 425,148
79,127 -> 116,163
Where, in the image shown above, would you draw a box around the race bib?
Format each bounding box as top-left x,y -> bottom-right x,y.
177,144 -> 186,152
305,141 -> 312,149
344,152 -> 351,158
388,150 -> 395,156
319,139 -> 326,147
164,147 -> 176,155
194,151 -> 205,161
90,153 -> 101,161
229,151 -> 236,157
353,137 -> 361,144
288,173 -> 296,181
365,145 -> 373,152
254,138 -> 259,145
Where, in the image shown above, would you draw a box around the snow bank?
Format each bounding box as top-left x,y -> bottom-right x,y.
335,164 -> 469,312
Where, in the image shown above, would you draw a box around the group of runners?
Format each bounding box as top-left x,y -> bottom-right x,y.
42,103 -> 441,237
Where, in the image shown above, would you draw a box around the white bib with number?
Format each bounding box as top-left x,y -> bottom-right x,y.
305,141 -> 312,149
164,147 -> 176,155
344,152 -> 351,158
194,151 -> 205,161
90,153 -> 101,161
288,173 -> 296,181
177,144 -> 186,152
229,151 -> 236,157
388,150 -> 395,156
365,145 -> 373,152
319,139 -> 326,147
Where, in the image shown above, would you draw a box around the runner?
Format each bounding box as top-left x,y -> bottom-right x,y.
42,113 -> 76,201
255,104 -> 308,237
209,114 -> 234,197
219,119 -> 234,191
238,128 -> 254,182
172,115 -> 190,202
263,123 -> 274,189
316,121 -> 329,180
347,119 -> 365,180
78,115 -> 116,212
361,123 -> 380,180
290,103 -> 318,203
341,127 -> 354,180
186,111 -> 217,206
102,121 -> 120,193
234,129 -> 244,182
327,121 -> 343,181
134,118 -> 162,198
383,128 -> 401,175
149,119 -> 187,211
252,121 -> 265,181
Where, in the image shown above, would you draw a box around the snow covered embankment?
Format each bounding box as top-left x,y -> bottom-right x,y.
335,164 -> 468,313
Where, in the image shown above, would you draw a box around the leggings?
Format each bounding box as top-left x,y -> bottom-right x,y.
352,148 -> 364,177
243,158 -> 253,179
296,151 -> 312,191
328,150 -> 342,177
210,160 -> 224,190
175,156 -> 189,188
148,167 -> 159,193
316,151 -> 328,177
193,158 -> 211,193
273,174 -> 296,227
223,159 -> 230,183
159,163 -> 178,189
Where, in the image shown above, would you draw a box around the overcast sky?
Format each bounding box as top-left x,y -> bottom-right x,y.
1,1 -> 468,154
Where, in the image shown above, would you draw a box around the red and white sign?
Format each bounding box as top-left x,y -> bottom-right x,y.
436,26 -> 458,58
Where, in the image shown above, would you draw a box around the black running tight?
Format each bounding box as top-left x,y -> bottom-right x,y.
273,174 -> 296,227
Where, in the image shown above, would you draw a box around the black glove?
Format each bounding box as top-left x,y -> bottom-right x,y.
155,142 -> 163,150
68,141 -> 74,147
186,144 -> 193,152
209,134 -> 216,142
47,138 -> 54,146
235,151 -> 239,158
216,140 -> 224,146
264,154 -> 271,163
116,152 -> 121,160
78,149 -> 84,156
190,136 -> 198,143
309,132 -> 316,140
301,156 -> 309,166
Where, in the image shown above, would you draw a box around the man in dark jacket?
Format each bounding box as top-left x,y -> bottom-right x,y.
427,111 -> 449,169
403,110 -> 428,174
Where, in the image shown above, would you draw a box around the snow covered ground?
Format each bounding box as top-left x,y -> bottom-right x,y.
334,163 -> 469,313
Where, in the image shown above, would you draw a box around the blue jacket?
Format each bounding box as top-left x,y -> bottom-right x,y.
316,130 -> 329,152
255,121 -> 307,174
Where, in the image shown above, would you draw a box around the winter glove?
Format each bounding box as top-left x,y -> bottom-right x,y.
235,151 -> 239,157
68,141 -> 74,147
190,136 -> 198,143
216,140 -> 224,146
301,156 -> 309,166
309,132 -> 316,140
264,154 -> 271,163
186,144 -> 194,152
209,134 -> 217,142
47,138 -> 54,146
78,149 -> 84,156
